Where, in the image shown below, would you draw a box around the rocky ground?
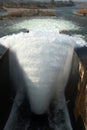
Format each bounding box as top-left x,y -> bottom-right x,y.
4,7 -> 55,17
75,47 -> 87,130
0,1 -> 74,19
74,8 -> 87,16
73,2 -> 87,16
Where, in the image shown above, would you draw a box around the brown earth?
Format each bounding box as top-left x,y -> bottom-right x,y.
74,8 -> 87,16
7,9 -> 55,17
0,7 -> 55,19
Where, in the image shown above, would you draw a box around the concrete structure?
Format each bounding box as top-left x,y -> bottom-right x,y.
0,45 -> 86,130
0,45 -> 13,130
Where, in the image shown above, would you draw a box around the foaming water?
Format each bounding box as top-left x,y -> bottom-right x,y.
0,31 -> 74,114
0,18 -> 87,130
9,18 -> 87,47
0,18 -> 87,114
11,18 -> 79,33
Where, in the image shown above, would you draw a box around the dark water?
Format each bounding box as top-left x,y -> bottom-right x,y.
0,10 -> 7,16
55,6 -> 87,41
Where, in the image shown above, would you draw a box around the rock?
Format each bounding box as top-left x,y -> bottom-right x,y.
59,30 -> 71,35
65,48 -> 87,130
74,8 -> 87,16
18,28 -> 29,33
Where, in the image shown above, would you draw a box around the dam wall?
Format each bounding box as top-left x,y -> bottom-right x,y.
65,49 -> 87,130
0,45 -> 86,130
0,45 -> 13,130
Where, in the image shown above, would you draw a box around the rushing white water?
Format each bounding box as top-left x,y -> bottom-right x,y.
11,18 -> 79,33
0,31 -> 72,114
1,18 -> 87,130
0,18 -> 87,115
10,18 -> 87,47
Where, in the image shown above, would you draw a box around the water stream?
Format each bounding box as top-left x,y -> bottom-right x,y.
0,6 -> 87,130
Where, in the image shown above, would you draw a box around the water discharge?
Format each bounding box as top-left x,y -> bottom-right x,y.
10,18 -> 87,47
0,18 -> 87,130
11,18 -> 79,33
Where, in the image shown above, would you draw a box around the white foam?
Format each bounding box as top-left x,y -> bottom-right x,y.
11,18 -> 79,33
0,19 -> 87,114
71,35 -> 87,47
0,31 -> 72,114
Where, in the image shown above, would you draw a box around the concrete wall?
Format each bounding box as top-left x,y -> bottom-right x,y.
0,45 -> 13,130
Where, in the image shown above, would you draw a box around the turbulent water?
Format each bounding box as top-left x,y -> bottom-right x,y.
0,10 -> 7,16
0,30 -> 73,112
0,18 -> 87,47
0,17 -> 87,130
11,18 -> 79,32
0,31 -> 74,130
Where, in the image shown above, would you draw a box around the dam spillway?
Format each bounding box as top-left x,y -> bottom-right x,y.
0,31 -> 74,115
0,18 -> 87,130
0,45 -> 87,130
